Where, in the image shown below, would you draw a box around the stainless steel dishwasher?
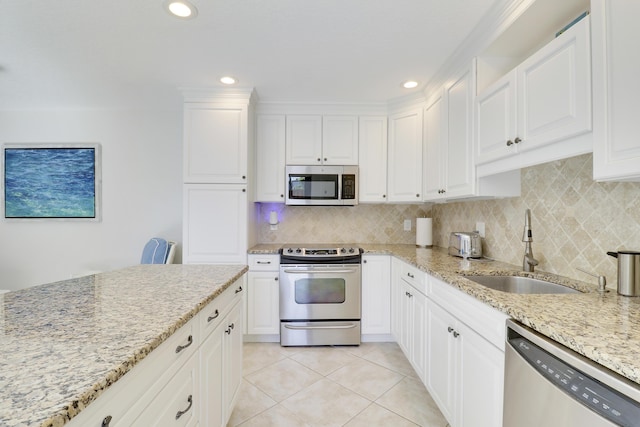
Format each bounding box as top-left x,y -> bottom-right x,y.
504,320 -> 640,426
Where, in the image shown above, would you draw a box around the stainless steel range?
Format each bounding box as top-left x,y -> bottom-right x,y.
279,244 -> 362,346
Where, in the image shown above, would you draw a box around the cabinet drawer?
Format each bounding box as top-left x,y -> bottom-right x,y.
131,353 -> 198,427
200,278 -> 243,340
399,261 -> 426,295
248,254 -> 280,271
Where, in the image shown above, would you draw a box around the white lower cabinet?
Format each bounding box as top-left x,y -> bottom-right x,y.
67,279 -> 245,427
391,258 -> 427,382
426,276 -> 508,427
361,255 -> 391,337
246,254 -> 280,341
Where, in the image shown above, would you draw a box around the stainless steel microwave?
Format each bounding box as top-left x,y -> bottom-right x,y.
285,165 -> 358,206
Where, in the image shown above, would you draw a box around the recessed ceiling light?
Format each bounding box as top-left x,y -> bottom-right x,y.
220,76 -> 238,85
163,0 -> 198,19
403,81 -> 419,89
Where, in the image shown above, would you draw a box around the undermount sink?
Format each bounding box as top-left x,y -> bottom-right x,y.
465,275 -> 581,294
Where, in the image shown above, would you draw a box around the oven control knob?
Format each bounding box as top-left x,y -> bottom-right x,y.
340,248 -> 346,253
295,248 -> 302,253
348,248 -> 355,253
287,248 -> 293,253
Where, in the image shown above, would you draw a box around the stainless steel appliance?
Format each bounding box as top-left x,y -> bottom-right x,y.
504,320 -> 640,426
285,165 -> 358,206
448,231 -> 482,258
279,244 -> 362,346
607,251 -> 640,296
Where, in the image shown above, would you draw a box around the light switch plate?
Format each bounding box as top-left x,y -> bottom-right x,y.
404,219 -> 412,231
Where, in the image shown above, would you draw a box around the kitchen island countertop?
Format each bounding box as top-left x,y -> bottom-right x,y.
250,243 -> 640,386
0,264 -> 248,427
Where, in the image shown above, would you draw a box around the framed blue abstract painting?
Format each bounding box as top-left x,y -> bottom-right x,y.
2,143 -> 102,221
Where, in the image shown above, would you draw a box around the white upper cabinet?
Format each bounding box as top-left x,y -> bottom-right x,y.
358,116 -> 388,203
322,115 -> 359,165
285,115 -> 358,165
183,103 -> 248,184
423,91 -> 447,200
475,13 -> 592,176
445,63 -> 476,199
255,115 -> 286,202
592,0 -> 640,181
388,109 -> 423,202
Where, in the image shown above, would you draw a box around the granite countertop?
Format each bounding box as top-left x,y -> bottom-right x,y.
0,264 -> 248,427
249,243 -> 640,385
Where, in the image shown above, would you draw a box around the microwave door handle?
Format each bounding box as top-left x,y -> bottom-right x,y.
282,268 -> 358,274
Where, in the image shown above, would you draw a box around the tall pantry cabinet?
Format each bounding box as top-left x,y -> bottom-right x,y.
182,89 -> 258,264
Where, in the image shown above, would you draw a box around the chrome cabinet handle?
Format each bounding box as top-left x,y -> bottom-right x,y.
514,137 -> 521,144
235,286 -> 243,294
175,335 -> 193,353
207,309 -> 219,322
101,415 -> 112,427
175,395 -> 193,420
506,140 -> 514,146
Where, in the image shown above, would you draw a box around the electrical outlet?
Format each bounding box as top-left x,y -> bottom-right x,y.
476,221 -> 485,238
404,219 -> 412,231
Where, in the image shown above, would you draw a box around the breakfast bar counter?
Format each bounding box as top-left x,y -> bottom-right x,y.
0,264 -> 247,427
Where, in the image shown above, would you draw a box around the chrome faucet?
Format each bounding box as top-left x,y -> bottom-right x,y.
522,209 -> 539,272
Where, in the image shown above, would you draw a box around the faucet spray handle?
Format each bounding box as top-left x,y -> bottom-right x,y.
577,267 -> 608,293
522,209 -> 533,242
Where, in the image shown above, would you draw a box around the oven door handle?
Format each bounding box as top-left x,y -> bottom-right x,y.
282,268 -> 358,274
283,323 -> 358,330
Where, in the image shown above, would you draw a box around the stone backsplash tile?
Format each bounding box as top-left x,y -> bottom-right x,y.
256,153 -> 640,288
257,203 -> 432,245
432,153 -> 640,287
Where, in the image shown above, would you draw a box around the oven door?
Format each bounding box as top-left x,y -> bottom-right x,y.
279,264 -> 361,320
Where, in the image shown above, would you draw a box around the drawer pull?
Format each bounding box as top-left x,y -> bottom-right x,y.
407,272 -> 414,279
207,309 -> 220,322
225,327 -> 232,335
229,322 -> 235,330
453,331 -> 460,338
175,335 -> 193,354
256,261 -> 272,264
175,395 -> 193,420
101,415 -> 112,427
235,286 -> 243,294
447,327 -> 454,333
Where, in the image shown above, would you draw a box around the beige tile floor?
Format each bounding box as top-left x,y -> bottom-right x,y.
227,342 -> 449,427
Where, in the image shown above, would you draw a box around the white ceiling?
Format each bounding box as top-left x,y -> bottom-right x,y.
0,0 -> 500,110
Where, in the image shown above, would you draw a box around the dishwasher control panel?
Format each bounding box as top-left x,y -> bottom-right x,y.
510,337 -> 640,426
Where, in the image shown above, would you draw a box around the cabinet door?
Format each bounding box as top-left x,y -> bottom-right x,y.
358,116 -> 388,202
423,91 -> 447,200
517,16 -> 591,153
183,184 -> 247,264
426,301 -> 456,425
224,300 -> 244,423
410,290 -> 427,382
200,321 -> 224,427
256,115 -> 286,202
183,104 -> 247,184
592,1 -> 640,181
286,115 -> 323,165
445,62 -> 476,199
457,322 -> 504,427
361,255 -> 391,335
132,354 -> 198,427
388,109 -> 423,202
322,116 -> 358,165
475,70 -> 517,165
397,280 -> 413,356
247,272 -> 280,335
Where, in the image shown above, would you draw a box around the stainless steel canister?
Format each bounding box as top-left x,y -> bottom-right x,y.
607,251 -> 640,297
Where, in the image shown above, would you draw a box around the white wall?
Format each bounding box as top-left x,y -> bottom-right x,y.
0,109 -> 183,290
